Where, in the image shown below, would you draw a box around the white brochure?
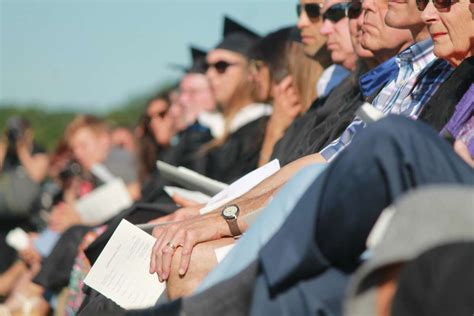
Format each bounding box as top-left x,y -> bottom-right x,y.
163,186 -> 211,204
76,179 -> 133,225
84,219 -> 165,310
200,159 -> 280,214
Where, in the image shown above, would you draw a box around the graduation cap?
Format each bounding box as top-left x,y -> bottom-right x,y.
215,16 -> 261,59
188,46 -> 207,74
168,46 -> 208,74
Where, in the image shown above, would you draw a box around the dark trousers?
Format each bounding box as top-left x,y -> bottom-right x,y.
254,115 -> 474,316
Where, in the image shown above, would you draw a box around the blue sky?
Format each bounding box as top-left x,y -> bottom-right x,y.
1,0 -> 296,112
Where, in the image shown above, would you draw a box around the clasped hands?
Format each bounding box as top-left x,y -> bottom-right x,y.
148,205 -> 235,283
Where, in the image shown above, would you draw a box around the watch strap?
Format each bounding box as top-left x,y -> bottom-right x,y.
227,217 -> 242,236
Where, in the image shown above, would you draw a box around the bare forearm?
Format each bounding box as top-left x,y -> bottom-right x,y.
178,153 -> 326,228
18,153 -> 48,182
235,153 -> 327,213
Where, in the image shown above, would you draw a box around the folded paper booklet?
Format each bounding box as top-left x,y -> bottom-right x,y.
200,159 -> 280,214
6,227 -> 30,252
157,161 -> 228,196
84,219 -> 165,310
76,179 -> 133,225
163,186 -> 211,204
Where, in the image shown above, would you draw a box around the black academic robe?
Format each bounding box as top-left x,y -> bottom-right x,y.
200,116 -> 269,184
168,122 -> 213,174
271,63 -> 368,166
140,123 -> 212,204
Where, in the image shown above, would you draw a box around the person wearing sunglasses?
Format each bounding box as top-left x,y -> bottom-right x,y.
146,15 -> 272,287
134,0 -> 434,306
348,0 -> 376,63
179,48 -> 222,139
297,0 -> 350,98
318,0 -> 456,159
144,94 -> 176,150
320,0 -> 358,71
418,0 -> 474,167
419,0 -> 473,66
296,1 -> 326,57
139,0 -> 447,297
196,16 -> 271,185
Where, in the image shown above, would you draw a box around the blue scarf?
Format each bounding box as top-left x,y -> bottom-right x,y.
359,57 -> 399,98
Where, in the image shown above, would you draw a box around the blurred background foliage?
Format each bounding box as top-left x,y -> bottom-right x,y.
0,81 -> 176,152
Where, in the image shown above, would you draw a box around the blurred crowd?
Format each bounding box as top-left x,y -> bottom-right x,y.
0,0 -> 473,315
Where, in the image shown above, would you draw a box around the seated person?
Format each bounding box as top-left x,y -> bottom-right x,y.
195,16 -> 272,184
111,126 -> 137,155
145,0 -> 456,295
80,0 -> 470,314
144,1 -> 473,311
255,26 -> 331,166
390,242 -> 474,316
178,46 -> 222,139
126,115 -> 474,315
0,117 -> 48,283
47,114 -> 140,232
0,115 -> 141,316
346,186 -> 474,316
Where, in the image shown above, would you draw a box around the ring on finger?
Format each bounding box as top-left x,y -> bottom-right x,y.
166,241 -> 177,250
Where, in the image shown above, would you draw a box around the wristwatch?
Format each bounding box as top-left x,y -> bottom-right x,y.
221,204 -> 242,236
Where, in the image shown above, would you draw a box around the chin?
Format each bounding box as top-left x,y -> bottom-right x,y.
385,15 -> 405,29
304,45 -> 319,57
433,46 -> 449,60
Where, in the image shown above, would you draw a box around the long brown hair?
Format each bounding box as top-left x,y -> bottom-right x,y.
287,42 -> 330,111
252,26 -> 331,112
136,91 -> 172,182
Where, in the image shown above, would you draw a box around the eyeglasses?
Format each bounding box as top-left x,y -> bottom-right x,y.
296,3 -> 324,19
205,61 -> 240,74
416,0 -> 459,10
348,1 -> 362,19
323,2 -> 351,22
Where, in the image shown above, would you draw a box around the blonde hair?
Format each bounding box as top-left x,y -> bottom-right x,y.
287,42 -> 331,111
64,115 -> 109,145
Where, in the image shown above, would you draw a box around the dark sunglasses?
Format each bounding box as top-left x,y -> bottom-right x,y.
348,1 -> 362,19
146,109 -> 168,123
323,2 -> 351,22
205,61 -> 239,74
296,3 -> 324,19
416,0 -> 459,10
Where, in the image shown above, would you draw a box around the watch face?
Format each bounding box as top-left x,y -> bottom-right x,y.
223,205 -> 239,218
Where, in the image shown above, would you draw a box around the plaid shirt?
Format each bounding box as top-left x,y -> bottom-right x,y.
320,39 -> 454,161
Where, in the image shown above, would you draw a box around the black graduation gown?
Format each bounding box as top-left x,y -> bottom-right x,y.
139,123 -> 212,204
271,63 -> 368,166
200,116 -> 269,184
167,122 -> 213,175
